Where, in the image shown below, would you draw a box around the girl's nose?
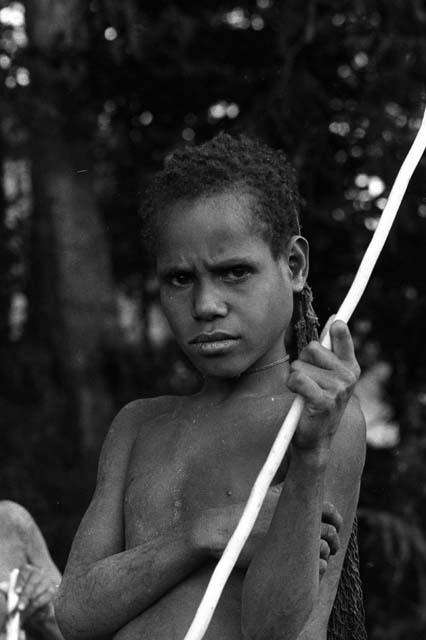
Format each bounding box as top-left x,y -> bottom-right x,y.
192,283 -> 228,320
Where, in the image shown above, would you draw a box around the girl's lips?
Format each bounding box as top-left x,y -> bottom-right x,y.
189,331 -> 238,344
190,338 -> 240,355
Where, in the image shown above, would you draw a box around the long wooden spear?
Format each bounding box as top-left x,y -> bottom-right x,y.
183,107 -> 426,640
6,569 -> 21,640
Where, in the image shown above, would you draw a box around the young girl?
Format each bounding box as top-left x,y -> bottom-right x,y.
57,133 -> 366,640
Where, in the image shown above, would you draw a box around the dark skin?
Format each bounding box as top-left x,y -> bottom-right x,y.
56,190 -> 365,640
0,501 -> 64,640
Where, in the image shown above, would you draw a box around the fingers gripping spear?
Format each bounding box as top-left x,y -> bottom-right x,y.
183,108 -> 426,640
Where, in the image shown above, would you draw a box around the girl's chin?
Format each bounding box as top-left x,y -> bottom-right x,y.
193,358 -> 250,380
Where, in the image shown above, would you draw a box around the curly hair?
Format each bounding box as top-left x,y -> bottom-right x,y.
142,131 -> 319,357
142,131 -> 301,258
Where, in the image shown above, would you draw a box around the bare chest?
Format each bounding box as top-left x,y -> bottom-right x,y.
123,395 -> 290,547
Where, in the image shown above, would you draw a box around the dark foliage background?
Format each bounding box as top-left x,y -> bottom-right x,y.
1,1 -> 426,637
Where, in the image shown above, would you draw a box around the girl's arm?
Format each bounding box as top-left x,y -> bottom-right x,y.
241,322 -> 366,640
56,400 -> 207,640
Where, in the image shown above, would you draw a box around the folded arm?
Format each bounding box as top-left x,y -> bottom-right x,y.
56,400 -> 206,640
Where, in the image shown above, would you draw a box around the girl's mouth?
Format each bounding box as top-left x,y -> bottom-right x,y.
189,333 -> 240,356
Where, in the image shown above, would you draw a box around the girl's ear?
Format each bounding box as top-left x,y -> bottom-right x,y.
286,235 -> 309,292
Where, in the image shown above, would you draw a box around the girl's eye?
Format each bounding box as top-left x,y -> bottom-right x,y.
169,273 -> 192,287
223,266 -> 251,281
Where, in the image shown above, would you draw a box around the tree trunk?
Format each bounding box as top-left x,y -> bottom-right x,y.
25,0 -> 117,456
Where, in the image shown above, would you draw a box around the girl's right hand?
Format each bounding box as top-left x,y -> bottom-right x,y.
319,501 -> 342,577
288,320 -> 360,453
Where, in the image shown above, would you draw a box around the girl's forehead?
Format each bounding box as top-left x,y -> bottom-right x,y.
158,191 -> 258,241
156,191 -> 270,260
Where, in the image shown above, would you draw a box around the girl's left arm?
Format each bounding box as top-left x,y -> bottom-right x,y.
242,400 -> 366,640
241,321 -> 366,640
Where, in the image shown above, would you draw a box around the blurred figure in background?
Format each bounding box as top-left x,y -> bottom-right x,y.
0,501 -> 64,640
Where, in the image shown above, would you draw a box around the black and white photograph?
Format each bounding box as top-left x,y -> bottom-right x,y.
1,2 -> 426,639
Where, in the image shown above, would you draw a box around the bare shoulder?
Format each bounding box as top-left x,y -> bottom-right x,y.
107,395 -> 182,437
97,395 -> 180,475
94,393 -> 185,480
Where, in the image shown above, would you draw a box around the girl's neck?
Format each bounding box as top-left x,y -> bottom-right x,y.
200,356 -> 291,402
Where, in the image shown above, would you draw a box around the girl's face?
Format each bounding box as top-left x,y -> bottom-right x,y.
156,190 -> 307,378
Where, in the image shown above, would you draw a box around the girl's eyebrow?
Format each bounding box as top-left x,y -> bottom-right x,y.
157,256 -> 260,279
208,256 -> 257,268
157,265 -> 192,278
158,255 -> 256,271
